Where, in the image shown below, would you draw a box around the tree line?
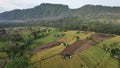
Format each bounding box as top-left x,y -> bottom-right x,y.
0,16 -> 120,35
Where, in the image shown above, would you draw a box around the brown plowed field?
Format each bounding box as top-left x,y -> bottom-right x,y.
62,39 -> 89,55
62,33 -> 115,55
75,40 -> 93,53
92,33 -> 115,43
32,42 -> 60,53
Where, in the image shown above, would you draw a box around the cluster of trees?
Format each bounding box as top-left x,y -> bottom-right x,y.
0,16 -> 120,35
0,27 -> 51,68
0,32 -> 29,68
0,28 -> 43,67
31,29 -> 49,39
111,48 -> 120,58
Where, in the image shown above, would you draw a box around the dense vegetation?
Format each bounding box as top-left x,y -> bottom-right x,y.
0,3 -> 70,20
0,3 -> 120,21
0,17 -> 120,35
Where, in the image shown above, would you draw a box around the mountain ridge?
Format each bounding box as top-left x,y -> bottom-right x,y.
0,3 -> 120,21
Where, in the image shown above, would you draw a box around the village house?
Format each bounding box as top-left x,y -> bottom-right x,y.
62,53 -> 72,59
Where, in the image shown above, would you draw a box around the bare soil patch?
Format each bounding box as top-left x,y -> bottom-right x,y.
92,33 -> 115,43
32,42 -> 60,53
62,39 -> 89,55
75,40 -> 93,53
62,33 -> 115,55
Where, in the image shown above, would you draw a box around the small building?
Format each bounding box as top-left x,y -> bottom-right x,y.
62,53 -> 72,59
105,47 -> 109,51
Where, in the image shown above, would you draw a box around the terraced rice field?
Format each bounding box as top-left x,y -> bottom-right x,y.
29,30 -> 120,68
97,36 -> 120,48
1,27 -> 119,68
97,53 -> 119,68
31,44 -> 65,63
62,39 -> 89,55
79,46 -> 106,68
35,55 -> 88,68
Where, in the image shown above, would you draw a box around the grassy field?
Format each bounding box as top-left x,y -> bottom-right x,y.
97,53 -> 119,68
97,36 -> 120,49
79,46 -> 106,68
31,44 -> 65,63
33,54 -> 88,68
62,31 -> 95,40
31,29 -> 62,48
58,30 -> 95,45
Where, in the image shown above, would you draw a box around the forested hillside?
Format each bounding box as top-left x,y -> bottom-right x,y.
0,3 -> 70,20
0,3 -> 120,21
0,3 -> 120,35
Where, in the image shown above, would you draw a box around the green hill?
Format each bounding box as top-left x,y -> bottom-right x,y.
0,3 -> 120,21
0,3 -> 70,20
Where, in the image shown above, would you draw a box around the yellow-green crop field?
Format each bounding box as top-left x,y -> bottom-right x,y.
31,44 -> 65,63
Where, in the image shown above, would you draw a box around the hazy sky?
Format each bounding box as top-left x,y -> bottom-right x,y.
0,0 -> 120,13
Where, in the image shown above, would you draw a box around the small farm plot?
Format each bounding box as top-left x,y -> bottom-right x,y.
58,31 -> 78,44
97,53 -> 119,68
75,40 -> 93,53
97,36 -> 120,49
62,39 -> 88,56
39,55 -> 88,68
32,42 -> 61,53
92,33 -> 115,43
31,29 -> 62,48
79,46 -> 106,68
63,31 -> 95,40
31,44 -> 65,63
58,30 -> 95,46
78,31 -> 95,40
104,57 -> 119,68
